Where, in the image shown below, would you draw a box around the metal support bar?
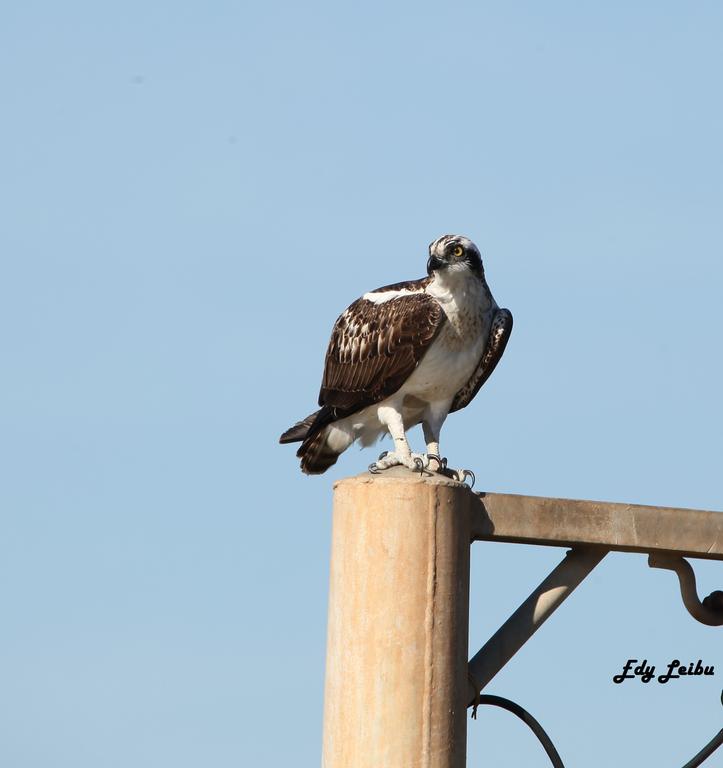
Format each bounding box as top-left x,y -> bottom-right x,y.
467,546 -> 608,702
472,492 -> 723,561
648,554 -> 723,626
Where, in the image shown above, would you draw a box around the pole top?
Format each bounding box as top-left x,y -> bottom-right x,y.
333,465 -> 475,492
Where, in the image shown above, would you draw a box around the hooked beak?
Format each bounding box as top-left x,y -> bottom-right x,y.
427,253 -> 446,274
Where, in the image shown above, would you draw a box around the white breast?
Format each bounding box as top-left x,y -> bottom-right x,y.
401,271 -> 495,403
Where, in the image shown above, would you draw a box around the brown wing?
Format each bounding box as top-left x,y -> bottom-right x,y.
450,307 -> 513,413
318,287 -> 445,415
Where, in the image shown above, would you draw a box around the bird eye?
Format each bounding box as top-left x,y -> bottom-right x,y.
452,245 -> 464,257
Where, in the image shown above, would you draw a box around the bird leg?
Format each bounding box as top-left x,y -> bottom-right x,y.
422,415 -> 457,479
422,415 -> 476,487
422,420 -> 441,466
368,407 -> 429,473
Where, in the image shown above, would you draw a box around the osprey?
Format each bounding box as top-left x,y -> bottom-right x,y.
280,234 -> 512,476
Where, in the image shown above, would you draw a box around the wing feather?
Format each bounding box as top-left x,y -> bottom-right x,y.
450,308 -> 513,413
318,284 -> 445,415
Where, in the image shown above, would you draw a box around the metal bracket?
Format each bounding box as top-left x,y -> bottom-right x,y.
467,546 -> 608,703
648,554 -> 723,626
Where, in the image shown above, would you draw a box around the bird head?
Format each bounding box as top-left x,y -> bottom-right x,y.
426,235 -> 484,278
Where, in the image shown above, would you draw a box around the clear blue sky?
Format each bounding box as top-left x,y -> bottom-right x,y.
0,2 -> 721,766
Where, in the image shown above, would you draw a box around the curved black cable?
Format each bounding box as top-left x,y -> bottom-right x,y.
471,690 -> 723,768
472,694 -> 565,768
679,687 -> 723,768
681,727 -> 723,768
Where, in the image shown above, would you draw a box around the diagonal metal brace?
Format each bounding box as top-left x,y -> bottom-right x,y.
467,546 -> 608,704
648,554 -> 723,626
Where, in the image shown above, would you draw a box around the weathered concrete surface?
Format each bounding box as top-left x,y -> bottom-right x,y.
322,468 -> 476,768
473,493 -> 723,561
322,471 -> 722,765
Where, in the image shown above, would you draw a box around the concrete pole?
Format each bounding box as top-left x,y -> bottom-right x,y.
322,467 -> 475,768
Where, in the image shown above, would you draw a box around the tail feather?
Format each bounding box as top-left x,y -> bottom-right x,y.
297,427 -> 342,475
281,406 -> 353,474
279,410 -> 321,444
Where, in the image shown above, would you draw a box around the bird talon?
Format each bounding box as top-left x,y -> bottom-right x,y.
413,457 -> 425,474
429,457 -> 466,482
377,450 -> 388,461
368,463 -> 380,474
461,469 -> 476,488
427,454 -> 442,471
